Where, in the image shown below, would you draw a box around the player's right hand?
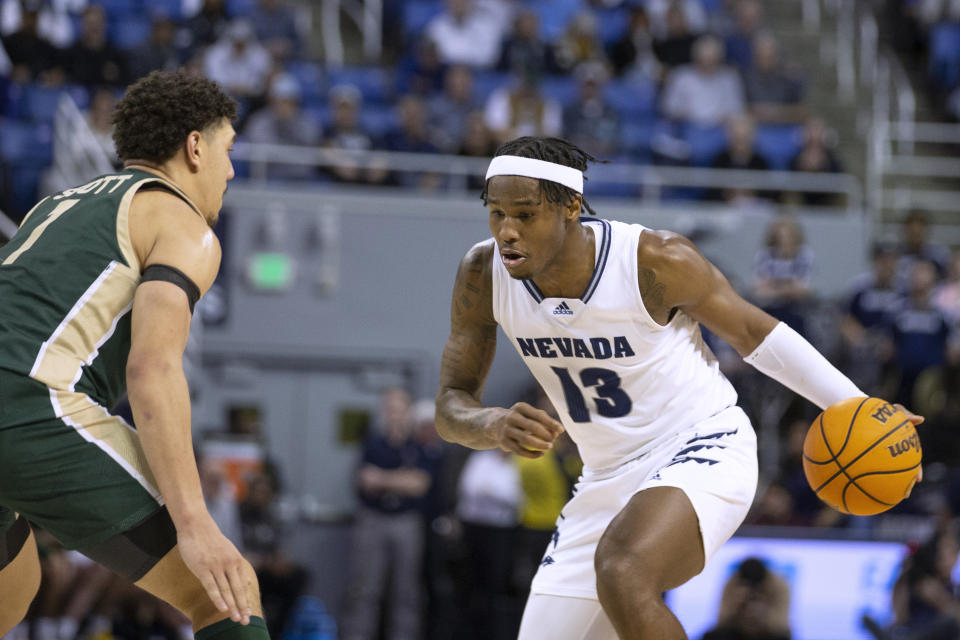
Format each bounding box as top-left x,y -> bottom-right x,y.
490,402 -> 564,459
177,516 -> 255,624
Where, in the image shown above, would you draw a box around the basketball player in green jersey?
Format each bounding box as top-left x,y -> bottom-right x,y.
0,71 -> 267,639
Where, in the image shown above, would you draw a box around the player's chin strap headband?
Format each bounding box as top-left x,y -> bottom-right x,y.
485,155 -> 584,194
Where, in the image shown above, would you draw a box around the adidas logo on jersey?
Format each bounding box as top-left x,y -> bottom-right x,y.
553,301 -> 574,315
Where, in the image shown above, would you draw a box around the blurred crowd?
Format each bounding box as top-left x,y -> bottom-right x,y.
0,0 -> 850,220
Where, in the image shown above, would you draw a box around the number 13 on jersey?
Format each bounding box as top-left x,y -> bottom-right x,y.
550,366 -> 632,423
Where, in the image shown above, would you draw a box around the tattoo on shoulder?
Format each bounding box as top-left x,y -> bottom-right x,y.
638,267 -> 666,312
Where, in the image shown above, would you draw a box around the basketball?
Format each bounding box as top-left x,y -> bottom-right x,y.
803,397 -> 922,516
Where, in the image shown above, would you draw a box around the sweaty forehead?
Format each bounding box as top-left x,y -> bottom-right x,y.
486,175 -> 542,205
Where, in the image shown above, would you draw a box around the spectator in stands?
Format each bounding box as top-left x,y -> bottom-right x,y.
890,527 -> 960,639
0,0 -> 80,49
484,68 -> 562,142
897,209 -> 951,288
244,73 -> 320,180
204,19 -> 273,101
702,557 -> 792,640
64,4 -> 124,86
398,35 -> 446,96
744,32 -> 806,124
662,35 -> 745,126
128,14 -> 179,81
553,11 -> 608,74
86,86 -> 117,161
652,3 -> 697,70
497,9 -> 556,77
646,0 -> 708,38
752,215 -> 813,336
841,242 -> 901,395
429,65 -> 477,152
563,61 -> 620,156
341,387 -> 433,640
456,449 -> 522,640
887,259 -> 953,406
180,0 -> 230,52
935,248 -> 960,324
724,0 -> 762,70
1,0 -> 64,84
240,469 -> 308,637
384,95 -> 442,190
250,0 -> 301,61
608,5 -> 661,82
427,0 -> 505,69
710,115 -> 770,202
199,454 -> 243,548
788,116 -> 844,205
322,84 -> 390,185
457,111 -> 498,189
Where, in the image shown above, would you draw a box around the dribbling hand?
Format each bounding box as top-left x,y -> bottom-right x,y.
894,403 -> 925,489
178,517 -> 255,625
491,402 -> 564,459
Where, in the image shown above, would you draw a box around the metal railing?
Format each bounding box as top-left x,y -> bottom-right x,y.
871,120 -> 960,214
45,93 -> 114,193
231,142 -> 863,213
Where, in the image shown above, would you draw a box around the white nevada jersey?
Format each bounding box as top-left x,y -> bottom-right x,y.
491,217 -> 738,473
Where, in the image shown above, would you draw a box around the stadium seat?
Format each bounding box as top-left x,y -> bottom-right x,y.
620,119 -> 660,158
403,0 -> 444,37
109,15 -> 152,51
604,78 -> 658,119
286,61 -> 326,106
929,22 -> 960,89
595,7 -> 629,46
148,0 -> 183,20
96,0 -> 143,16
227,0 -> 257,17
471,70 -> 512,102
327,67 -> 394,104
754,124 -> 803,170
359,105 -> 399,137
540,74 -> 577,107
682,123 -> 728,166
19,84 -> 62,124
526,0 -> 580,41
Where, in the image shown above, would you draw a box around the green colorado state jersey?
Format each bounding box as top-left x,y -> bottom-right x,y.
0,169 -> 194,410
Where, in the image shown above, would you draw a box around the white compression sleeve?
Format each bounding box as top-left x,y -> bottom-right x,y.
743,322 -> 866,410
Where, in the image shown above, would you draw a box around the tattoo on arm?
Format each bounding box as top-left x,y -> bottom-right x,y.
638,266 -> 668,319
436,242 -> 504,449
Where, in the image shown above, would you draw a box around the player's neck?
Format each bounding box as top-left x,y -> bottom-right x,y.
532,222 -> 596,299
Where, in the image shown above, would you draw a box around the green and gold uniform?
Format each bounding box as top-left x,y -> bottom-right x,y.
0,169 -> 199,550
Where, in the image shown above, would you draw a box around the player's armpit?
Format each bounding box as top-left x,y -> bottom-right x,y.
435,240 -> 504,450
637,230 -> 776,355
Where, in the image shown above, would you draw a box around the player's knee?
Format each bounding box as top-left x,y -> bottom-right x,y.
594,538 -> 661,602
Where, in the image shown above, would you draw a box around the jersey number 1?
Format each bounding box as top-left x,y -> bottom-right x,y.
550,366 -> 632,423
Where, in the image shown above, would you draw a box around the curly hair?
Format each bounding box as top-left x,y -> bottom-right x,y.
481,136 -> 600,216
112,71 -> 237,164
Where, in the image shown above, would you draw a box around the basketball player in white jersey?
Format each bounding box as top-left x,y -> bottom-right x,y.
435,137 -> 922,639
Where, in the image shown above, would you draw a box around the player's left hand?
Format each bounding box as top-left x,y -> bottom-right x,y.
894,403 -> 924,489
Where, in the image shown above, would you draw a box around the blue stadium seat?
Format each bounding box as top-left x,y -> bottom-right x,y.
526,0 -> 579,41
595,7 -> 629,46
754,124 -> 802,170
929,22 -> 960,89
327,66 -> 394,104
227,0 -> 257,17
109,15 -> 152,51
620,119 -> 659,157
682,123 -> 727,166
97,0 -> 143,17
286,61 -> 326,106
360,105 -> 399,137
604,78 -> 657,119
471,70 -> 512,102
148,0 -> 183,20
403,0 -> 444,37
540,74 -> 577,107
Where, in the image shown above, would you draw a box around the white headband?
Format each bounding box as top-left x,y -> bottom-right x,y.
485,155 -> 583,194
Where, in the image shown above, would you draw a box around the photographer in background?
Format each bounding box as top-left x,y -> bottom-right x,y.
702,557 -> 792,640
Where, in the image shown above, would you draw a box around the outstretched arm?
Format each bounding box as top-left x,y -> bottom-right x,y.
435,241 -> 563,458
637,230 -> 862,410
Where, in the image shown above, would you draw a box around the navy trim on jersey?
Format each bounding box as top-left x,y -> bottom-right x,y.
520,217 -> 612,304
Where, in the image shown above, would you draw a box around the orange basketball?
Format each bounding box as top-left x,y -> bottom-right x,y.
803,397 -> 922,516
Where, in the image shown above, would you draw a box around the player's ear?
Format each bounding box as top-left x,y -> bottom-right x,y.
185,130 -> 203,172
565,195 -> 582,221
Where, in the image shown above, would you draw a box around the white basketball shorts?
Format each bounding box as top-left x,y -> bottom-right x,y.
530,405 -> 759,600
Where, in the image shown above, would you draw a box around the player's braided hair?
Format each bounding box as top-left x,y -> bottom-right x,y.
112,70 -> 237,164
481,137 -> 600,216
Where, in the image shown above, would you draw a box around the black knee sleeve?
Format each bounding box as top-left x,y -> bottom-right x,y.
77,506 -> 177,582
0,516 -> 30,571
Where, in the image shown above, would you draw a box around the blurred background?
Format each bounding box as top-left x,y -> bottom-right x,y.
2,0 -> 960,638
